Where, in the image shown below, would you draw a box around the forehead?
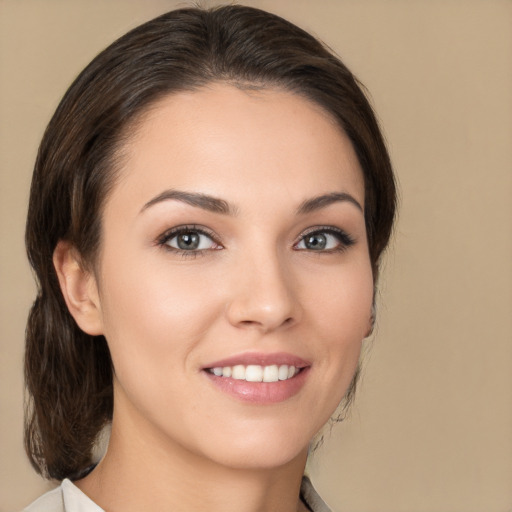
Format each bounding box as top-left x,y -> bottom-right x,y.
109,83 -> 365,213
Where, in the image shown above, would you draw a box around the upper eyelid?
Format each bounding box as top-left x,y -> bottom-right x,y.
295,225 -> 354,241
156,224 -> 220,245
299,225 -> 344,236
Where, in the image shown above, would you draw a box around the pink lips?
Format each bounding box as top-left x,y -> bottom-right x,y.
204,352 -> 310,370
202,352 -> 311,405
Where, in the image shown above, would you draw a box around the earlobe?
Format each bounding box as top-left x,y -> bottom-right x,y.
364,302 -> 376,338
53,240 -> 104,336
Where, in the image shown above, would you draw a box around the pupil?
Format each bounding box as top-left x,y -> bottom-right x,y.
178,232 -> 199,250
306,234 -> 326,250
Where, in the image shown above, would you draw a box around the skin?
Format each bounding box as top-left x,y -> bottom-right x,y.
54,84 -> 374,512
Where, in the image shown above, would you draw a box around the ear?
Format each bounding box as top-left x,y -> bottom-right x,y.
364,302 -> 376,338
53,240 -> 104,336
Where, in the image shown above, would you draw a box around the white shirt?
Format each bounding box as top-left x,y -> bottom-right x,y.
23,475 -> 332,512
23,479 -> 103,512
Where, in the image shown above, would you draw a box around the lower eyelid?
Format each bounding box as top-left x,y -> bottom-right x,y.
168,234 -> 218,250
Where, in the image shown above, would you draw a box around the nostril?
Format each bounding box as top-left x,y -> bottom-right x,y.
237,316 -> 294,330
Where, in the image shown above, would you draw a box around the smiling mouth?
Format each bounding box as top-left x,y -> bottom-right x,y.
203,355 -> 310,403
202,352 -> 310,403
206,364 -> 301,383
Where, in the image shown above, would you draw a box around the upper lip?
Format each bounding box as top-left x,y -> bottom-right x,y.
203,352 -> 311,369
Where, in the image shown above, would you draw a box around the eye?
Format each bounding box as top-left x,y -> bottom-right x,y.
295,227 -> 355,252
157,225 -> 221,254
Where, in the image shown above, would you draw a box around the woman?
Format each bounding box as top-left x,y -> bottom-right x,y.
23,4 -> 396,511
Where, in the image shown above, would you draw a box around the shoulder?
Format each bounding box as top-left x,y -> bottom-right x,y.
24,476 -> 328,512
22,485 -> 64,512
301,475 -> 333,512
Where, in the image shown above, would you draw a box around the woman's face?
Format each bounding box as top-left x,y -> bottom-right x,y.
91,84 -> 373,470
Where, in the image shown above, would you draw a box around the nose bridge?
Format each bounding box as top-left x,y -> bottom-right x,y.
226,242 -> 300,332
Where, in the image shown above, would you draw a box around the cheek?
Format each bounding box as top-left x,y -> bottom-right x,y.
304,258 -> 373,407
97,252 -> 223,377
307,257 -> 374,339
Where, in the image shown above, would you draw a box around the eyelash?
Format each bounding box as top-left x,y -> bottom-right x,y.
295,226 -> 356,254
156,224 -> 356,258
156,225 -> 221,259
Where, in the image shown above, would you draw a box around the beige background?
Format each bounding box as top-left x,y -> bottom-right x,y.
1,0 -> 511,511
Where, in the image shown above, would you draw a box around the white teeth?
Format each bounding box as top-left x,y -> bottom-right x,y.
278,364 -> 289,381
263,365 -> 279,382
245,365 -> 263,382
232,365 -> 246,380
209,364 -> 299,382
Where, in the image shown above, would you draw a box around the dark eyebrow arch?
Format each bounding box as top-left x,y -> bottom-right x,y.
297,192 -> 363,215
141,189 -> 238,216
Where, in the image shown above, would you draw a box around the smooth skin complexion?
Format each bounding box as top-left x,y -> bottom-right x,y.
53,84 -> 374,512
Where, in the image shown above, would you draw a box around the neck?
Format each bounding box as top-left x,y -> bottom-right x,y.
76,409 -> 309,512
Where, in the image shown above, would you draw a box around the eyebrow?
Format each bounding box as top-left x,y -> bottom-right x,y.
141,189 -> 238,216
141,189 -> 362,216
297,192 -> 363,214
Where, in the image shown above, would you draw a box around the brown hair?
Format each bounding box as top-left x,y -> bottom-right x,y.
24,4 -> 396,480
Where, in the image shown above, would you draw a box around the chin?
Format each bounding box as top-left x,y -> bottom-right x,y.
205,437 -> 309,471
184,416 -> 319,472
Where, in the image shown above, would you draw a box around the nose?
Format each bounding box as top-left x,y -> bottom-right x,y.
225,250 -> 302,333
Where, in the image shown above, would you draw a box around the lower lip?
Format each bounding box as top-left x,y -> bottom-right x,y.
204,367 -> 310,404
